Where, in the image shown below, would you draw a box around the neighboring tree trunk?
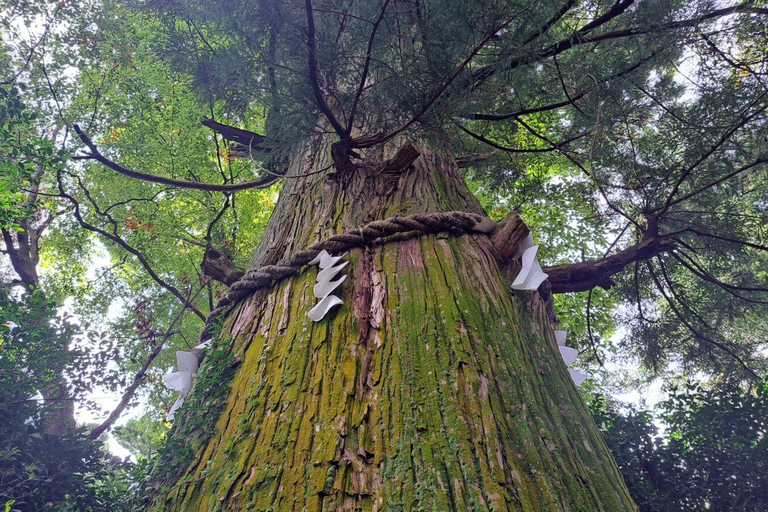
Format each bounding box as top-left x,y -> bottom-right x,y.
2,189 -> 76,436
152,135 -> 636,510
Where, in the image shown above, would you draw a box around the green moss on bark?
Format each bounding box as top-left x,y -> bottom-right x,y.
150,137 -> 637,511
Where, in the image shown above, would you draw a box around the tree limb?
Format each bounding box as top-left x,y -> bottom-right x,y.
56,170 -> 207,321
72,124 -> 282,192
201,117 -> 271,153
546,237 -> 676,293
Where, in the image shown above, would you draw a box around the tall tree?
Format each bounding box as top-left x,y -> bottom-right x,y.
4,0 -> 768,509
108,1 -> 764,509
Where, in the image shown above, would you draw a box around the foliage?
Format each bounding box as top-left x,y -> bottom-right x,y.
0,0 -> 767,507
592,381 -> 768,511
0,423 -> 113,511
113,413 -> 168,460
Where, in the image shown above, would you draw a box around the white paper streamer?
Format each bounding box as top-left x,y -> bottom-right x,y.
162,371 -> 192,396
317,260 -> 349,282
176,351 -> 199,374
553,330 -> 588,386
313,274 -> 347,299
308,250 -> 347,269
307,294 -> 344,322
511,245 -> 548,291
194,340 -> 211,350
307,252 -> 347,322
163,350 -> 201,420
512,233 -> 534,260
568,369 -> 588,386
167,395 -> 185,420
558,346 -> 579,366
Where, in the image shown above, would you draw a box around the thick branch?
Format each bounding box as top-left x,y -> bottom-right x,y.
378,141 -> 421,175
201,248 -> 245,286
490,213 -> 529,262
72,125 -> 281,192
305,0 -> 349,139
456,151 -> 497,168
546,237 -> 676,293
1,227 -> 39,291
201,117 -> 271,153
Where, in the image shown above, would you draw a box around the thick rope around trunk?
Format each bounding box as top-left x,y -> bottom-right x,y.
201,211 -> 493,339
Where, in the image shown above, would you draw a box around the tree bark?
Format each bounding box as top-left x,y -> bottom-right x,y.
151,134 -> 636,511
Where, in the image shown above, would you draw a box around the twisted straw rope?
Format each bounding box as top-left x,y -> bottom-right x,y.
201,210 -> 493,339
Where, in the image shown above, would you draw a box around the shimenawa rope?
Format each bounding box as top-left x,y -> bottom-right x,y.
201,211 -> 496,340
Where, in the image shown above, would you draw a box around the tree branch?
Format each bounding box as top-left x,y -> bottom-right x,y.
305,0 -> 349,139
352,4 -> 536,149
88,284 -> 205,440
471,3 -> 762,87
72,124 -> 281,192
347,0 -> 391,133
546,236 -> 675,293
457,123 -> 588,153
645,259 -> 759,379
56,170 -> 207,321
201,117 -> 271,153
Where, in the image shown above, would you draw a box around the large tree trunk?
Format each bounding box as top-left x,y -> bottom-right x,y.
151,134 -> 636,510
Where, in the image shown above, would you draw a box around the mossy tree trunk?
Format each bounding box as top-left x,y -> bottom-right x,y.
152,134 -> 636,511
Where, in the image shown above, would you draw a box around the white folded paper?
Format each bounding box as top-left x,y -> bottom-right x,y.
162,371 -> 193,396
163,349 -> 201,420
558,346 -> 579,366
313,274 -> 347,299
167,395 -> 185,420
307,251 -> 348,322
512,233 -> 534,260
568,369 -> 588,386
176,351 -> 199,374
552,329 -> 588,386
317,261 -> 349,282
307,294 -> 344,322
308,250 -> 347,269
511,245 -> 548,291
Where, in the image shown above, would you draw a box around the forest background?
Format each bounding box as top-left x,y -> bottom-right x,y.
0,0 -> 767,510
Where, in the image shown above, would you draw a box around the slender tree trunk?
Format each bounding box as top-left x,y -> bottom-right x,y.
152,134 -> 636,510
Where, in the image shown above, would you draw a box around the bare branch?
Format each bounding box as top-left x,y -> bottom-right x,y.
72,125 -> 282,192
546,236 -> 675,293
305,0 -> 349,139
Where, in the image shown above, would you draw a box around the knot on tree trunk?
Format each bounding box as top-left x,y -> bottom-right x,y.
490,212 -> 530,263
201,248 -> 245,286
377,141 -> 421,176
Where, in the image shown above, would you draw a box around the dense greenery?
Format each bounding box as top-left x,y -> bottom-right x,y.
593,381 -> 768,511
1,0 -> 767,508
